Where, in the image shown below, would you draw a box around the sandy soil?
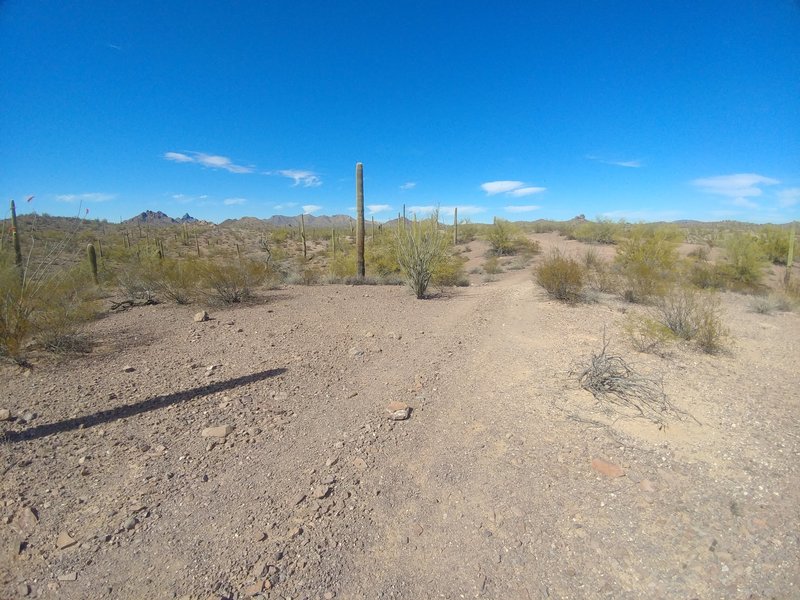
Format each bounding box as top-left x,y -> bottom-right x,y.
1,235 -> 799,599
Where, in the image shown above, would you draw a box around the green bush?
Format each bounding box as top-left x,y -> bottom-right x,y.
571,218 -> 620,244
0,262 -> 98,362
758,226 -> 790,265
723,232 -> 765,287
535,250 -> 584,302
483,256 -> 502,274
432,254 -> 469,287
201,258 -> 271,304
615,225 -> 680,302
487,219 -> 517,256
395,214 -> 450,298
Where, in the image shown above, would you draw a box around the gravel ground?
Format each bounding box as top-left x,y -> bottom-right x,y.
2,235 -> 799,599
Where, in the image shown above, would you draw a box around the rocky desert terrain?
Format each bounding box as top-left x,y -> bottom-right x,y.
1,235 -> 799,599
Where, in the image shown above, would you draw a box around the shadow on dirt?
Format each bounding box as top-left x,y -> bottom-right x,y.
1,368 -> 286,444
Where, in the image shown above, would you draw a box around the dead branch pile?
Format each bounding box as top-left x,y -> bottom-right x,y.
574,339 -> 690,428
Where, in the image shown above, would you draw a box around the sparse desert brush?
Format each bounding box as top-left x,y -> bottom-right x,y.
749,293 -> 794,314
615,224 -> 680,302
686,260 -> 726,290
394,213 -> 450,298
687,245 -> 710,261
483,256 -> 502,274
623,313 -> 674,356
758,225 -> 791,265
0,262 -> 98,361
722,232 -> 765,288
654,286 -> 729,354
571,218 -> 621,244
150,258 -> 201,304
432,253 -> 469,287
201,258 -> 272,304
535,249 -> 584,302
487,219 -> 517,256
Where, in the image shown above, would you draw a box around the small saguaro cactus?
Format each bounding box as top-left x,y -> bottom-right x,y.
356,162 -> 365,279
453,206 -> 458,244
87,242 -> 99,284
785,224 -> 796,285
300,213 -> 307,260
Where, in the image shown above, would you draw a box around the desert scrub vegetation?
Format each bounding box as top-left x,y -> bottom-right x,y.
0,258 -> 100,362
486,219 -> 540,257
395,213 -> 451,298
535,249 -> 585,303
624,286 -> 729,355
614,224 -> 681,302
722,232 -> 766,289
200,258 -> 273,304
570,218 -> 621,244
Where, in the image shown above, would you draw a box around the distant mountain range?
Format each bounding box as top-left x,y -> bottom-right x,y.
218,214 -> 356,229
122,211 -> 205,226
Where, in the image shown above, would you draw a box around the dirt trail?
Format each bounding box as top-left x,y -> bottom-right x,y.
2,251 -> 799,600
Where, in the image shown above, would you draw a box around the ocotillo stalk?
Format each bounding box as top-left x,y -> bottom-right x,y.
331,228 -> 336,256
454,207 -> 458,244
87,243 -> 99,284
195,232 -> 201,256
786,224 -> 796,285
10,200 -> 23,276
356,162 -> 365,279
371,216 -> 375,242
97,239 -> 104,258
300,213 -> 307,260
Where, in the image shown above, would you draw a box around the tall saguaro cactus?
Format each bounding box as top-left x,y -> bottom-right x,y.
356,162 -> 365,279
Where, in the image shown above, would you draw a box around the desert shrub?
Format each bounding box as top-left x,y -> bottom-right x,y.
483,256 -> 502,274
0,262 -> 98,361
457,220 -> 479,243
692,294 -> 729,354
394,213 -> 451,298
201,258 -> 271,304
487,219 -> 517,256
758,226 -> 790,265
615,225 -> 680,302
648,286 -> 729,354
687,245 -> 710,261
749,293 -> 794,314
723,232 -> 765,287
432,254 -> 469,287
687,260 -> 726,290
535,250 -> 584,302
623,314 -> 674,356
572,218 -> 620,244
149,258 -> 201,304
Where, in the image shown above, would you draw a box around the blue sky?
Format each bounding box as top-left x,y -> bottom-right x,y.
2,1 -> 799,224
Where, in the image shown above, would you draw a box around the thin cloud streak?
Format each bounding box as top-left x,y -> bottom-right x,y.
367,204 -> 392,214
164,151 -> 253,173
481,181 -> 524,195
56,192 -> 115,203
508,187 -> 546,198
692,173 -> 779,198
276,170 -> 322,187
223,198 -> 247,206
302,204 -> 322,214
586,155 -> 642,168
399,182 -> 416,191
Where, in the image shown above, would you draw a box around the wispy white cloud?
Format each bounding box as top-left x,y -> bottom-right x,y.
481,180 -> 547,198
223,197 -> 247,206
399,182 -> 416,191
367,204 -> 392,215
586,155 -> 642,168
56,192 -> 115,203
505,205 -> 541,213
302,204 -> 322,214
481,181 -> 525,195
692,173 -> 779,198
777,188 -> 800,207
164,151 -> 253,173
273,202 -> 298,211
508,187 -> 546,198
172,193 -> 209,204
276,169 -> 322,187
